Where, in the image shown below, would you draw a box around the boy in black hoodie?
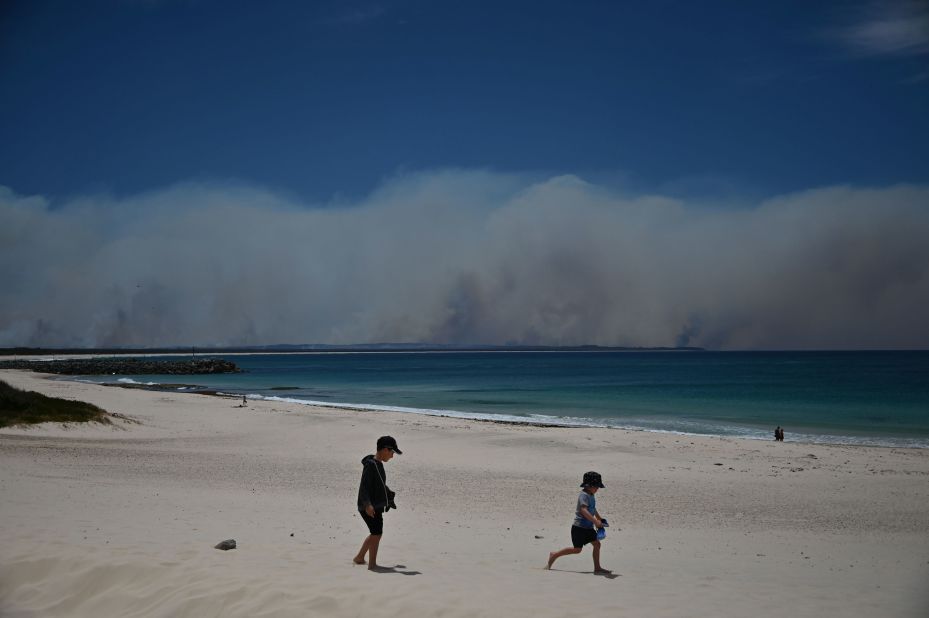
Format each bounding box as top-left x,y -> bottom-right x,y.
353,435 -> 401,570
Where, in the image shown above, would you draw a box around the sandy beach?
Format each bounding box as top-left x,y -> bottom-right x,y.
1,369 -> 927,617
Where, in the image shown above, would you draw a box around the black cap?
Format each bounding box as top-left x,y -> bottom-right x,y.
581,471 -> 604,488
377,435 -> 402,454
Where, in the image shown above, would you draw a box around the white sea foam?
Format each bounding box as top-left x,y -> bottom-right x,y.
247,394 -> 600,427
244,393 -> 929,448
116,378 -> 157,386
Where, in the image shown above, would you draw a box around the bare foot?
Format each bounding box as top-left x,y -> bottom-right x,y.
594,567 -> 612,574
353,557 -> 366,565
546,552 -> 556,570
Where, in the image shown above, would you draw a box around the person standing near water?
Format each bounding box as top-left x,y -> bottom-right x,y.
354,436 -> 401,570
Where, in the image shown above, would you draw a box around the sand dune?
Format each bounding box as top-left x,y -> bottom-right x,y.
2,369 -> 928,617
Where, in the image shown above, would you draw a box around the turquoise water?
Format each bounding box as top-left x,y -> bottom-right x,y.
78,351 -> 929,447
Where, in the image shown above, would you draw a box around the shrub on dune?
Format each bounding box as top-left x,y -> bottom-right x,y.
0,380 -> 111,427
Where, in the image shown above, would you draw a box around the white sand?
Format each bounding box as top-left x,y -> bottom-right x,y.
2,369 -> 928,617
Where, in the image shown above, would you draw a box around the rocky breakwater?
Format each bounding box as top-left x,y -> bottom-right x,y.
0,358 -> 240,375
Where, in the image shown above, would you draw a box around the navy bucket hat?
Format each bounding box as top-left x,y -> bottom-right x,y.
581,471 -> 605,488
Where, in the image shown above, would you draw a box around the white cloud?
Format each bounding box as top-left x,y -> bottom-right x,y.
832,1 -> 929,57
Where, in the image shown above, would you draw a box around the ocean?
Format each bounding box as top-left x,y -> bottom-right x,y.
76,350 -> 929,448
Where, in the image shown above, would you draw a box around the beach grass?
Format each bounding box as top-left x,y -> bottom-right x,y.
0,379 -> 110,427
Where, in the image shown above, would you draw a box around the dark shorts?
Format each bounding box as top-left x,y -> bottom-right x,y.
360,510 -> 383,535
571,525 -> 597,548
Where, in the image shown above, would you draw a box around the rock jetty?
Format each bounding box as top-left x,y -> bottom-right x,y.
0,358 -> 240,375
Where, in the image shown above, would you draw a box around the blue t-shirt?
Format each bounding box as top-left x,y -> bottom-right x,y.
573,491 -> 598,528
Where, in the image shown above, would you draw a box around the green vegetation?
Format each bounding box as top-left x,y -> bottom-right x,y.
0,380 -> 110,427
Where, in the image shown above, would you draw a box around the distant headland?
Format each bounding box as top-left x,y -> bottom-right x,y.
0,343 -> 704,356
0,358 -> 240,375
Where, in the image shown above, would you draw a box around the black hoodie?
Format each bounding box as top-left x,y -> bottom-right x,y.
357,454 -> 396,513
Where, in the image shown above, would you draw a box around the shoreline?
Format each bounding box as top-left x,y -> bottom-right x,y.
53,373 -> 929,450
2,368 -> 928,617
201,390 -> 929,450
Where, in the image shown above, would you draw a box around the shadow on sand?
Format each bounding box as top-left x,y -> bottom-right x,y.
369,564 -> 422,576
547,568 -> 620,580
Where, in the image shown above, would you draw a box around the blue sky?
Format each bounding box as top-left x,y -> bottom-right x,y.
2,0 -> 928,202
2,1 -> 929,349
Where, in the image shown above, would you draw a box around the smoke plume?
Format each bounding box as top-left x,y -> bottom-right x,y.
1,171 -> 928,349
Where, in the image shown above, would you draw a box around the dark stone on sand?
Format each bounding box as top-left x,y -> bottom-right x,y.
215,539 -> 237,550
0,358 -> 240,375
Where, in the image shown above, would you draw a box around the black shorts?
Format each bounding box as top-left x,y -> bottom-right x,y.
571,525 -> 597,548
360,510 -> 383,535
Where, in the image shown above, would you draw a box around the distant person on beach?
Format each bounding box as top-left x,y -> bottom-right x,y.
354,436 -> 401,570
547,471 -> 612,574
242,395 -> 247,406
775,426 -> 784,441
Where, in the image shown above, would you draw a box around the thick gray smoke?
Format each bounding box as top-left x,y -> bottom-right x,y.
2,171 -> 928,350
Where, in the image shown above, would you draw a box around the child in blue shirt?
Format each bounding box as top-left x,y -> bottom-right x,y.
546,471 -> 611,574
